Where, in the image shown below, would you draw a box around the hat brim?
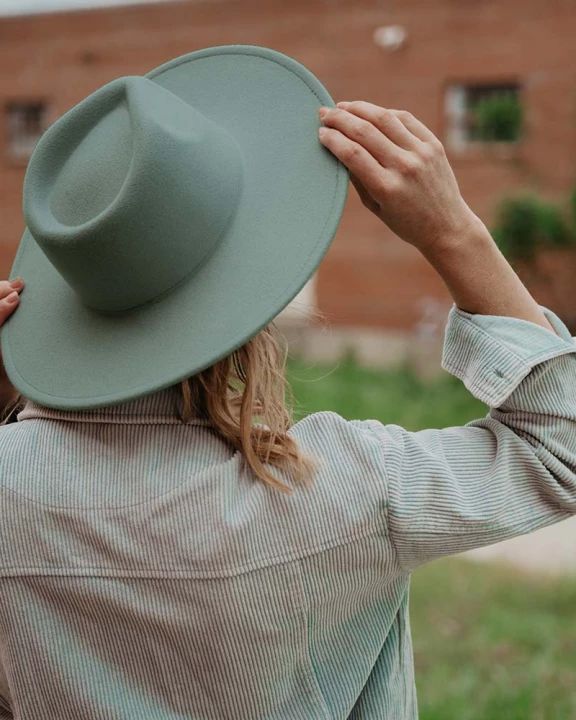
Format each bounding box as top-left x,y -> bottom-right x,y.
0,45 -> 348,410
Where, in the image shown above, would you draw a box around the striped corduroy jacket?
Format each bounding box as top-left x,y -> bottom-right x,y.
0,303 -> 575,719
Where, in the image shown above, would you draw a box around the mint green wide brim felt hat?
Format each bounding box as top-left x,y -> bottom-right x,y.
0,45 -> 349,410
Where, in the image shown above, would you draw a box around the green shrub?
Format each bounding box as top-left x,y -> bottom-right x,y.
473,93 -> 523,142
490,193 -> 573,263
570,185 -> 576,232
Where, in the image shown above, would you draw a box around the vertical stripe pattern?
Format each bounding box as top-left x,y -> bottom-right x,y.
0,303 -> 575,719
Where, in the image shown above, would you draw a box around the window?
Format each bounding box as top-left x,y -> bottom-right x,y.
445,82 -> 522,151
5,100 -> 48,158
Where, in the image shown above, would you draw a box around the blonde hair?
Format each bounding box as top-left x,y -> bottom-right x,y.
0,320 -> 320,495
175,321 -> 319,494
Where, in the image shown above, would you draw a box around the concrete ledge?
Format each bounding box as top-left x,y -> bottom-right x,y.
464,516 -> 576,577
279,322 -> 446,380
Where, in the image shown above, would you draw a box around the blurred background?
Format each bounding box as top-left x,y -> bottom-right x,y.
0,1 -> 575,717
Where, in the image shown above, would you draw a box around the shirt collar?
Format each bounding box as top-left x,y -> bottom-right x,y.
16,384 -> 213,426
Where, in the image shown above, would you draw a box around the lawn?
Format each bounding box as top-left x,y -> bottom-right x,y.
286,354 -> 576,719
286,352 -> 487,429
410,558 -> 576,720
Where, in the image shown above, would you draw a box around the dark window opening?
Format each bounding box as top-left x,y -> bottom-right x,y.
5,101 -> 48,158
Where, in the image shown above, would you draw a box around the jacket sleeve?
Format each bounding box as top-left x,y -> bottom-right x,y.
0,666 -> 9,718
350,303 -> 576,573
0,642 -> 10,716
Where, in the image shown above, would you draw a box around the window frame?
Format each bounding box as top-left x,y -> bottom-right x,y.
3,96 -> 52,165
442,78 -> 523,156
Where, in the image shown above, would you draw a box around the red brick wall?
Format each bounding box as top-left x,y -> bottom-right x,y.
1,0 -> 575,334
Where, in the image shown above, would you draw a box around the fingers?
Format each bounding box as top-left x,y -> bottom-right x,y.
0,278 -> 24,299
337,101 -> 441,147
0,278 -> 24,327
319,105 -> 412,168
318,125 -> 389,200
329,101 -> 424,154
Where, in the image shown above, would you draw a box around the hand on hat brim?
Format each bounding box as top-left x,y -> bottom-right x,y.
0,279 -> 24,328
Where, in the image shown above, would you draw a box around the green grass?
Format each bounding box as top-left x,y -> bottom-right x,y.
286,353 -> 487,429
411,559 -> 576,720
286,354 -> 576,719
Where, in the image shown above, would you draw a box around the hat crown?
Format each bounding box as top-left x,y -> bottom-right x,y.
23,75 -> 244,312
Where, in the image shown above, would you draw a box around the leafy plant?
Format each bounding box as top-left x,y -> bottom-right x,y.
570,185 -> 576,232
490,193 -> 574,263
472,93 -> 523,142
490,187 -> 576,332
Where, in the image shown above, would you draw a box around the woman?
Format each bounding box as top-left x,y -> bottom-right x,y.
0,46 -> 575,720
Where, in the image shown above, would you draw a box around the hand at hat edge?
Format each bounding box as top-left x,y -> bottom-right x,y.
0,278 -> 24,328
318,100 -> 480,254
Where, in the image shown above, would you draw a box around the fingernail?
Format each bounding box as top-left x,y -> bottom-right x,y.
318,127 -> 328,137
5,291 -> 19,304
318,107 -> 329,119
10,277 -> 23,286
337,102 -> 349,108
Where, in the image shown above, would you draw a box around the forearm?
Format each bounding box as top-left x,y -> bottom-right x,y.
420,218 -> 557,334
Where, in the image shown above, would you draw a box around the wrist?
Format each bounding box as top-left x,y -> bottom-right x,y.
418,213 -> 493,261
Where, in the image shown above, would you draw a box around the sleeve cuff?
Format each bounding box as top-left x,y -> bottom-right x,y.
441,303 -> 576,407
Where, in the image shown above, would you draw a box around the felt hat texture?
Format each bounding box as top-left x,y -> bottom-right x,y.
0,44 -> 349,409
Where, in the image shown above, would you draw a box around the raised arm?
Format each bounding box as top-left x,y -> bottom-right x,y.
319,100 -> 576,571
